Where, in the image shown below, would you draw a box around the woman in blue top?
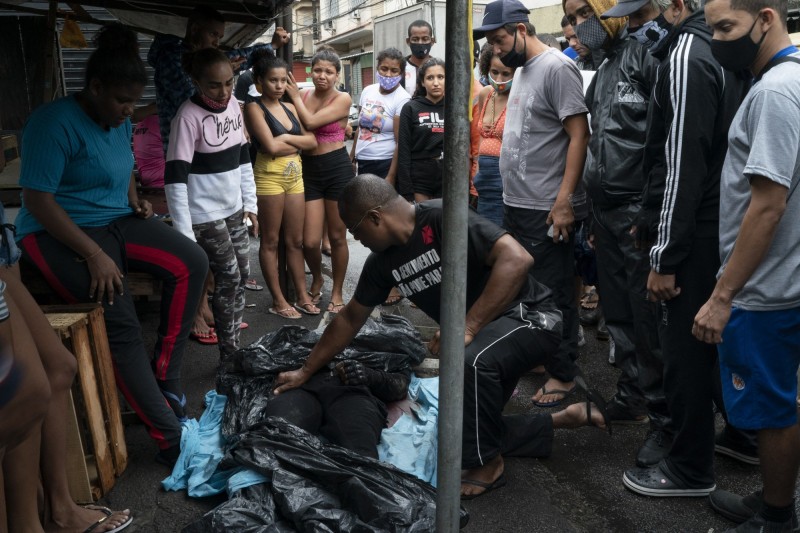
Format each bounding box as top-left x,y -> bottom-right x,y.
15,25 -> 208,466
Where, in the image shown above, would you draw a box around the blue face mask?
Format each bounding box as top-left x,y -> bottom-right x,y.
628,13 -> 673,50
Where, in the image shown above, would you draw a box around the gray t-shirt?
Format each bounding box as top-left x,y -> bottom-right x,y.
500,49 -> 589,212
718,53 -> 800,311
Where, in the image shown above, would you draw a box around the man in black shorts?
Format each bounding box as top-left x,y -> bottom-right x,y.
274,174 -> 609,499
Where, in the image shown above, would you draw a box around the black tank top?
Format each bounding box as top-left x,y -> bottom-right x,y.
256,100 -> 302,136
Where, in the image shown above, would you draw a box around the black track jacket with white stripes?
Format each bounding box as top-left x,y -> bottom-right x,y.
641,10 -> 749,275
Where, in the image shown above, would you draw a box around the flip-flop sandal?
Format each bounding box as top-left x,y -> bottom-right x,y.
531,383 -> 577,407
460,473 -> 507,500
81,505 -> 133,533
383,294 -> 405,306
580,287 -> 599,310
307,290 -> 322,305
269,307 -> 302,320
190,330 -> 218,345
294,302 -> 321,316
244,279 -> 264,291
327,302 -> 345,314
574,375 -> 612,435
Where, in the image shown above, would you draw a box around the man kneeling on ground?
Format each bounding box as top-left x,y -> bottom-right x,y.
274,174 -> 609,499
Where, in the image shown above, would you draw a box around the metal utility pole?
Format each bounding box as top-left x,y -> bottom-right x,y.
436,0 -> 470,530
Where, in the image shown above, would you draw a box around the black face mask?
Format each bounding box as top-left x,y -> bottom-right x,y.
710,16 -> 767,72
409,43 -> 431,59
500,32 -> 527,68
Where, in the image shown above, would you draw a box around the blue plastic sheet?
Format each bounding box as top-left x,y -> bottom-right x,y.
378,376 -> 439,486
162,390 -> 267,497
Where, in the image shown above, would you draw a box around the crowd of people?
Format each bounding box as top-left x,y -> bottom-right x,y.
0,0 -> 798,530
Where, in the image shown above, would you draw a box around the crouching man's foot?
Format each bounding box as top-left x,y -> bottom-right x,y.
461,455 -> 506,500
552,400 -> 609,432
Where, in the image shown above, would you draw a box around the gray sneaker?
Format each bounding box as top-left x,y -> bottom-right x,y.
709,489 -> 760,524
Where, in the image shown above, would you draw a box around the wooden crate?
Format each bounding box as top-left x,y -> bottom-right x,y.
44,304 -> 127,503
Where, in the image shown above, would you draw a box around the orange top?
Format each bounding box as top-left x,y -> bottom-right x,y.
476,87 -> 506,157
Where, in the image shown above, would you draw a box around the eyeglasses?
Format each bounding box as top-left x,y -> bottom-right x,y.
348,205 -> 382,234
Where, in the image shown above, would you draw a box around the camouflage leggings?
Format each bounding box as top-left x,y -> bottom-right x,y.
193,209 -> 250,358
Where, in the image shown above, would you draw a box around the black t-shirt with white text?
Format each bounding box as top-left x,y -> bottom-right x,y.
353,200 -> 553,323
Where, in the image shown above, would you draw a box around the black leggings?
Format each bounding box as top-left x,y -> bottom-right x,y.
20,216 -> 208,449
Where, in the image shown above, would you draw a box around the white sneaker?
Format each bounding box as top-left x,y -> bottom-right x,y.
608,337 -> 616,364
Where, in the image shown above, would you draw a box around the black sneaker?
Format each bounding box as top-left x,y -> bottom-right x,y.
636,429 -> 673,467
709,489 -> 761,524
722,511 -> 800,532
607,401 -> 649,426
715,430 -> 760,465
623,463 -> 715,497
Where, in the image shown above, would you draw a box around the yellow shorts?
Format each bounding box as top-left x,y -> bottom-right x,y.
254,153 -> 304,196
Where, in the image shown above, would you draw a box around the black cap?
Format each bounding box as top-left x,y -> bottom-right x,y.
473,0 -> 531,39
600,0 -> 650,19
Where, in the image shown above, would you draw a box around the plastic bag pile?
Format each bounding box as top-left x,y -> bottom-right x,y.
183,314 -> 468,532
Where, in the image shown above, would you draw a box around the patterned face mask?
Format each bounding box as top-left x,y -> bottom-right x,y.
488,74 -> 513,94
198,88 -> 230,110
377,73 -> 402,91
575,15 -> 608,51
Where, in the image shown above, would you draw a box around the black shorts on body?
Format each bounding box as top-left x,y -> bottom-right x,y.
301,147 -> 354,201
410,159 -> 443,197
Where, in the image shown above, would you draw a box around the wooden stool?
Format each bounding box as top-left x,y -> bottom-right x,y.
44,304 -> 127,503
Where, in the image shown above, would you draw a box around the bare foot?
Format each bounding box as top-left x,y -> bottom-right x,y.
308,278 -> 324,304
460,455 -> 504,498
552,401 -> 607,431
531,377 -> 575,406
191,313 -> 212,336
45,504 -> 131,533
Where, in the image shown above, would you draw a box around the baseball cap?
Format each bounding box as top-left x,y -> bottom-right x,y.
473,0 -> 531,39
600,0 -> 649,19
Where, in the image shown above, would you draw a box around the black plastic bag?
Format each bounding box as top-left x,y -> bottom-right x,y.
182,483 -> 294,533
192,418 -> 468,532
218,315 -> 427,437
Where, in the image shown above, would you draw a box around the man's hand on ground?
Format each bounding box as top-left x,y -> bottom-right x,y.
273,366 -> 311,395
647,270 -> 680,301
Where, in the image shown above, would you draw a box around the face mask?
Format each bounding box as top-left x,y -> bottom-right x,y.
629,13 -> 673,50
377,73 -> 402,91
500,31 -> 528,68
488,74 -> 513,93
198,89 -> 230,110
710,16 -> 766,72
409,43 -> 431,59
575,16 -> 608,51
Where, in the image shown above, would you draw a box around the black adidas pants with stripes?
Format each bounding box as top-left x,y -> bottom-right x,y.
462,301 -> 563,469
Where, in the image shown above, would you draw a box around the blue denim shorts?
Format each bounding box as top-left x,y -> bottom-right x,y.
718,306 -> 800,430
0,203 -> 21,267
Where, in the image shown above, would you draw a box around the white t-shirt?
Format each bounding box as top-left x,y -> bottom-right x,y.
355,83 -> 411,161
405,59 -> 420,97
718,53 -> 800,311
